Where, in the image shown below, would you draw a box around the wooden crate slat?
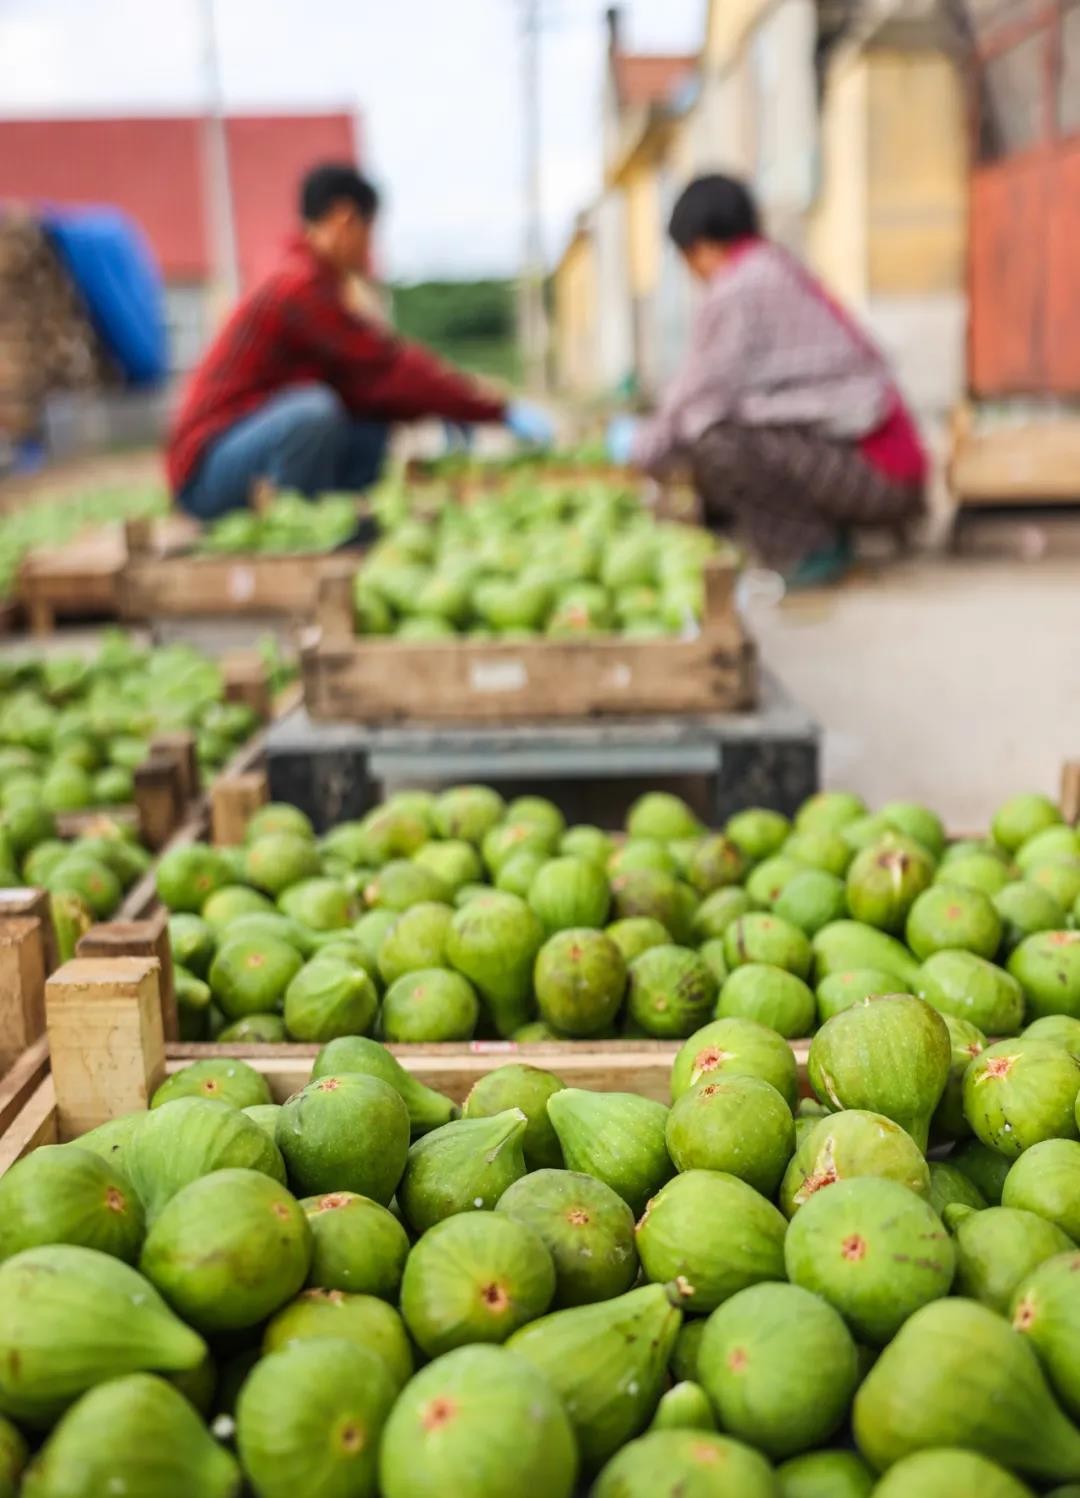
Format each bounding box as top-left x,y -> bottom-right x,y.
122,552 -> 344,619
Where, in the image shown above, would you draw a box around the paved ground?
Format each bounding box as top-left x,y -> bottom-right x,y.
742,537 -> 1080,833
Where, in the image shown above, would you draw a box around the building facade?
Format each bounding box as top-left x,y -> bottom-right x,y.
0,112 -> 360,371
552,1 -> 970,426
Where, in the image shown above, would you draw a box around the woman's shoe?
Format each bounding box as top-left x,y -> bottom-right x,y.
784,536 -> 853,590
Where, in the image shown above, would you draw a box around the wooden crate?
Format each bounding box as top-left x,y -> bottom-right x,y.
17,530 -> 127,635
949,406 -> 1080,507
120,517 -> 365,620
303,560 -> 755,724
0,953 -> 811,1172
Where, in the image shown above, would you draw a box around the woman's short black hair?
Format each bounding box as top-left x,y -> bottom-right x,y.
668,175 -> 760,249
301,164 -> 380,224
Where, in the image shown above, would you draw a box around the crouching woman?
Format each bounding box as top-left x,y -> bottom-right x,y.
619,175 -> 927,586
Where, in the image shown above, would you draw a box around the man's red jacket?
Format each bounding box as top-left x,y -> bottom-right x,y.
166,237 -> 506,494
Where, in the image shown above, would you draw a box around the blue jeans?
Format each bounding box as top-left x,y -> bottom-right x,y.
178,384 -> 390,520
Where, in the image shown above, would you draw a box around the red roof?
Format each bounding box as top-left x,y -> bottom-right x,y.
615,55 -> 697,109
0,113 -> 358,285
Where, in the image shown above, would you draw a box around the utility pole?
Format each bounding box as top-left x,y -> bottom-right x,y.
198,0 -> 241,317
518,0 -> 548,393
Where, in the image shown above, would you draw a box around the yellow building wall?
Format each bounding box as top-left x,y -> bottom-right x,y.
865,50 -> 968,295
704,0 -> 769,70
808,44 -> 967,307
624,161 -> 661,299
806,46 -> 871,308
553,234 -> 598,393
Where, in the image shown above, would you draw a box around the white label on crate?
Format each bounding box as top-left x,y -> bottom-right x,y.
607,663 -> 633,690
0,888 -> 35,908
469,659 -> 528,694
227,566 -> 256,603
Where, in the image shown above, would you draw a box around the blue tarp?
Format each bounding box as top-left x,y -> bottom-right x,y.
43,208 -> 168,387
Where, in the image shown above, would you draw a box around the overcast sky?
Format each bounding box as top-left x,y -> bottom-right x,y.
0,0 -> 704,279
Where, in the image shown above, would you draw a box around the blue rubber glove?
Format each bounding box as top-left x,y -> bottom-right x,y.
506,401 -> 555,447
606,414 -> 640,466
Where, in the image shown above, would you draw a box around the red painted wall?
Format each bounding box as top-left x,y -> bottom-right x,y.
0,112 -> 358,285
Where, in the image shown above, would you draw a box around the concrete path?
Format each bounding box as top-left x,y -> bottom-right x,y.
743,553 -> 1080,833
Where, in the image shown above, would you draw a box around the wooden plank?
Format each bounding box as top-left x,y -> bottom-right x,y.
0,1034 -> 49,1133
122,552 -> 339,619
950,416 -> 1080,504
305,632 -> 754,723
0,1077 -> 58,1173
0,918 -> 46,1073
45,958 -> 165,1138
78,912 -> 178,1042
212,771 -> 268,846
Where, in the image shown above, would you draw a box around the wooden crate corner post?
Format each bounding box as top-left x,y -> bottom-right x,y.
222,652 -> 272,724
316,563 -> 357,646
0,916 -> 47,1073
150,731 -> 200,805
134,751 -> 187,852
212,770 -> 269,847
46,957 -> 166,1138
0,886 -> 58,975
1061,761 -> 1080,826
77,911 -> 179,1041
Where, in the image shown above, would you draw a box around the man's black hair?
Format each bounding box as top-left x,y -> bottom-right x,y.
301,163 -> 380,224
668,174 -> 760,249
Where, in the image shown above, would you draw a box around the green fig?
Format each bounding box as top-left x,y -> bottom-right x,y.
636,1170 -> 787,1314
263,1289 -> 413,1392
666,1075 -> 795,1197
784,1177 -> 954,1345
545,1089 -> 673,1216
871,1449 -> 1035,1498
0,1245 -> 206,1428
400,1212 -> 555,1358
811,920 -> 920,988
21,1373 -> 240,1497
853,1296 -> 1080,1482
671,1017 -> 799,1108
716,962 -> 815,1038
776,1449 -> 875,1498
647,1381 -> 716,1433
139,1169 -> 310,1334
948,1203 -> 1074,1312
302,1191 -> 409,1300
591,1429 -> 776,1497
150,1057 -> 273,1111
808,994 -> 951,1150
462,1064 -> 565,1170
1001,1138 -> 1080,1239
128,1097 -> 286,1220
496,1168 -> 638,1306
963,1041 -> 1080,1159
779,1109 -> 930,1218
917,950 -> 1024,1034
698,1281 -> 859,1459
398,1110 -> 528,1235
379,1344 -> 578,1498
508,1283 -> 681,1468
276,1073 -> 410,1202
311,1035 -> 458,1135
928,1161 -> 987,1217
236,1337 -> 395,1498
0,1145 -> 143,1263
1012,1250 -> 1080,1420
